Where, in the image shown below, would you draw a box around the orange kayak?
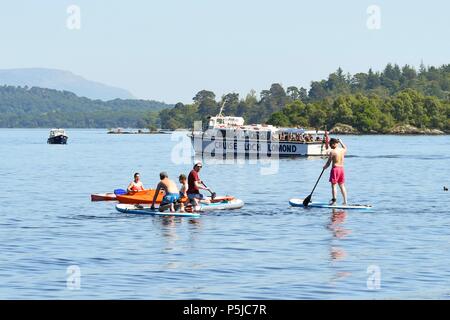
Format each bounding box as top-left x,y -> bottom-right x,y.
116,189 -> 165,204
116,189 -> 234,205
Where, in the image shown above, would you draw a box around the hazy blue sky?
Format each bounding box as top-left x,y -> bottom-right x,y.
0,0 -> 449,103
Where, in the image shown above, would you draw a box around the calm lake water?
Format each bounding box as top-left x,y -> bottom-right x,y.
0,129 -> 449,299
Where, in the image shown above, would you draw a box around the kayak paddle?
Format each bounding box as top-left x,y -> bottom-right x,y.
303,168 -> 325,207
114,189 -> 127,195
202,182 -> 216,200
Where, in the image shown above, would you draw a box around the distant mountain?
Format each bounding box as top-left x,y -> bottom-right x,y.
0,68 -> 134,101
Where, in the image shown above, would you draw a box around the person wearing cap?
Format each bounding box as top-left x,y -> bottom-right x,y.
187,162 -> 211,210
150,172 -> 180,212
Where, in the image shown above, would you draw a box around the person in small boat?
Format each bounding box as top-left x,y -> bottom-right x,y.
150,172 -> 180,212
178,174 -> 188,212
127,173 -> 145,192
323,138 -> 348,206
187,162 -> 211,210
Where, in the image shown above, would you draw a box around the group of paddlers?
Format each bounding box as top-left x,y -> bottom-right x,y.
127,137 -> 349,210
127,162 -> 212,212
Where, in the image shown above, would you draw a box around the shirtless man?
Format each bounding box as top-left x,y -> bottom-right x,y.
323,138 -> 347,205
127,173 -> 145,192
150,172 -> 180,212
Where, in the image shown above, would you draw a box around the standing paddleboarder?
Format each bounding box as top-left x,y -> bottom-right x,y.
323,138 -> 347,206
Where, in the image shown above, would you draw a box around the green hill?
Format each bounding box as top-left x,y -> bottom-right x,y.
0,86 -> 172,128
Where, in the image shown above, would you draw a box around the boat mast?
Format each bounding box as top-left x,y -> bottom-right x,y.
217,100 -> 226,117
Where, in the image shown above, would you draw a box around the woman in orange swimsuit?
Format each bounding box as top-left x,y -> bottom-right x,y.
127,172 -> 145,192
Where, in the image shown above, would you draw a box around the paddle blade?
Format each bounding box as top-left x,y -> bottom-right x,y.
211,192 -> 217,200
303,195 -> 312,207
114,189 -> 127,195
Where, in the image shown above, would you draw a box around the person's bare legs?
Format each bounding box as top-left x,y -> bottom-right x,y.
338,183 -> 347,205
192,198 -> 200,211
159,203 -> 171,212
330,184 -> 337,205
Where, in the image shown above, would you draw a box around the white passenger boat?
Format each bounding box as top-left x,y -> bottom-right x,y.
188,108 -> 330,157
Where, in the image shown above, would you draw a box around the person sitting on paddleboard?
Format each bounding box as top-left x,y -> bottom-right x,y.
323,138 -> 348,206
127,172 -> 145,193
187,162 -> 211,211
178,174 -> 188,213
150,172 -> 180,212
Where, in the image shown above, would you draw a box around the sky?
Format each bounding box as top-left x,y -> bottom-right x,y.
0,0 -> 449,103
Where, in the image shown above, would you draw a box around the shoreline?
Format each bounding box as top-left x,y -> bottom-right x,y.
329,124 -> 448,135
0,127 -> 448,135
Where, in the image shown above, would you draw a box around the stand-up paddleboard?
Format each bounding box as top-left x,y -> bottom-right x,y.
116,203 -> 201,217
116,199 -> 244,217
289,198 -> 372,210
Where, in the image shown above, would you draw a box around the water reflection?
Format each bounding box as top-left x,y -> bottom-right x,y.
155,217 -> 202,252
328,209 -> 351,240
328,209 -> 352,285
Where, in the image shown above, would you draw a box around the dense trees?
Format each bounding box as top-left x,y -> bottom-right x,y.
160,63 -> 450,133
0,86 -> 170,128
268,89 -> 447,132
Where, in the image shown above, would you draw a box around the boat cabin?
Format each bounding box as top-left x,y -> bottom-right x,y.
49,129 -> 66,137
208,116 -> 245,129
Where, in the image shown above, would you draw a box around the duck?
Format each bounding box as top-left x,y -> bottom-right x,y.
444,186 -> 448,191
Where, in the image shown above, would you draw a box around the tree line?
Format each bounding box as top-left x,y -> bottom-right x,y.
1,63 -> 449,132
160,63 -> 450,133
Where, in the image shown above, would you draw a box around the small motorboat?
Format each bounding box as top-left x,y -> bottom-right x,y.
47,128 -> 68,144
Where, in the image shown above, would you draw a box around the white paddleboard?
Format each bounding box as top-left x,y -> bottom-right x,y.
116,204 -> 201,217
289,198 -> 372,210
116,199 -> 244,217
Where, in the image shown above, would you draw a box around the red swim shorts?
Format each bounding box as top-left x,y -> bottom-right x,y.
329,166 -> 345,184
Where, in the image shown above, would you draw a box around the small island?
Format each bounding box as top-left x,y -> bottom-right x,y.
107,128 -> 171,134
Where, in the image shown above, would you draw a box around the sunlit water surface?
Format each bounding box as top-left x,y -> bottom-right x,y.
0,129 -> 449,299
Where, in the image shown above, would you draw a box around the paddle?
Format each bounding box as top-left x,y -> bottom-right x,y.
114,189 -> 127,195
201,182 -> 216,200
303,168 -> 326,207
